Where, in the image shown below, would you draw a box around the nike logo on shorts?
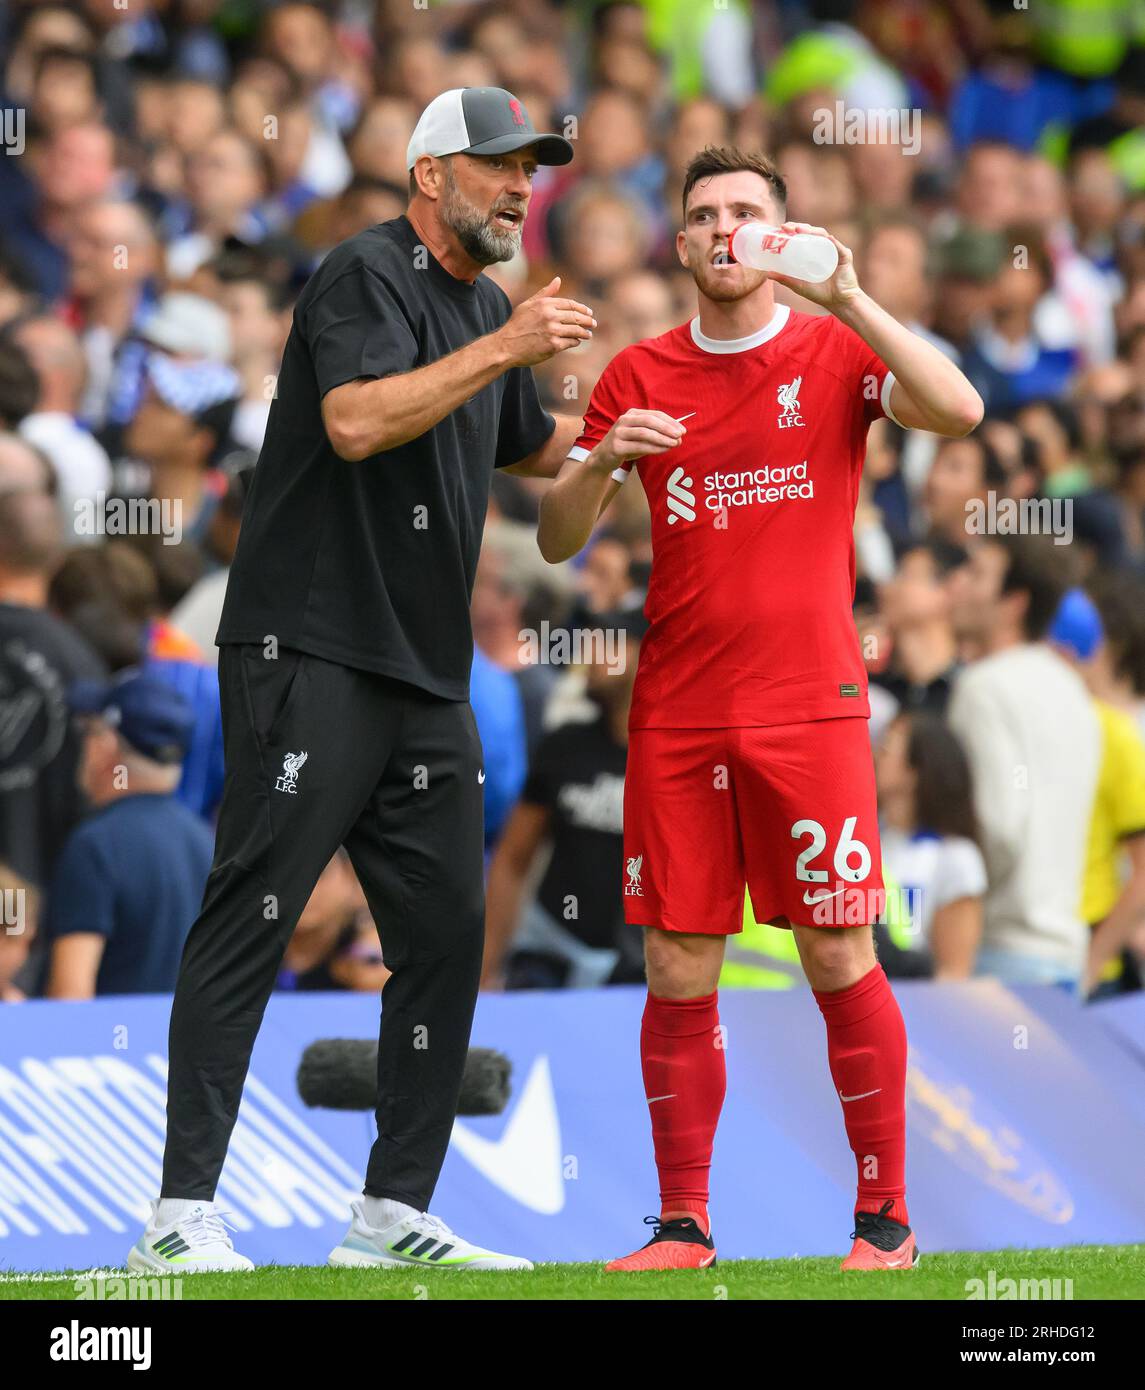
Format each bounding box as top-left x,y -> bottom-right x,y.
802,886 -> 846,906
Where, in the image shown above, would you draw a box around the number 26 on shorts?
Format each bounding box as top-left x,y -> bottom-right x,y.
791,816 -> 872,885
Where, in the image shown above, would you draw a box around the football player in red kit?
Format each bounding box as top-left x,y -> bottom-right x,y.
537,147 -> 983,1271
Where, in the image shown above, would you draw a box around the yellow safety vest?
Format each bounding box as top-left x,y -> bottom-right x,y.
721,869 -> 915,990
1034,0 -> 1133,77
640,0 -> 754,101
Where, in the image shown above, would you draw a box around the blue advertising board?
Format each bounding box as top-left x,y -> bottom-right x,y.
2,983 -> 1145,1272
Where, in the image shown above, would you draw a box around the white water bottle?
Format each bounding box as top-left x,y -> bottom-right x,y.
727,223 -> 839,283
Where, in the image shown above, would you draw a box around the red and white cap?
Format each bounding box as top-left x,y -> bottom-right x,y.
406,87 -> 574,171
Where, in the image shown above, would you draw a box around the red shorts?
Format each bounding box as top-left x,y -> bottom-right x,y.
622,718 -> 883,935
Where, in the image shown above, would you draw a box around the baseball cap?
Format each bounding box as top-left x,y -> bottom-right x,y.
145,351 -> 242,417
406,87 -> 574,172
1049,587 -> 1104,662
932,227 -> 1006,282
140,293 -> 231,361
70,669 -> 196,765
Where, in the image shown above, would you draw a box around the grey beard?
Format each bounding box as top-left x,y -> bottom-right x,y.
441,177 -> 521,265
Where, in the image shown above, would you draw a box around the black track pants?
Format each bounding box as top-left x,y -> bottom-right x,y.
162,644 -> 486,1209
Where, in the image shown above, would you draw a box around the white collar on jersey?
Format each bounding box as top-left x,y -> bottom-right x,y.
689,303 -> 791,354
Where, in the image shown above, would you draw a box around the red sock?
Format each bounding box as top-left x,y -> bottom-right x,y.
812,964 -> 908,1227
641,990 -> 726,1236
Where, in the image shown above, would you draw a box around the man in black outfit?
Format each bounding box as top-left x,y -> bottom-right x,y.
129,88 -> 596,1274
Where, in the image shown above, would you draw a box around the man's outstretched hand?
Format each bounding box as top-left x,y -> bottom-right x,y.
496,276 -> 597,366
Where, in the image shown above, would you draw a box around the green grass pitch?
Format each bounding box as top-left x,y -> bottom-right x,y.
4,1245 -> 1144,1300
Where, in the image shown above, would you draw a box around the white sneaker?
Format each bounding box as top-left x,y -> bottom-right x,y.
328,1199 -> 533,1271
127,1201 -> 255,1274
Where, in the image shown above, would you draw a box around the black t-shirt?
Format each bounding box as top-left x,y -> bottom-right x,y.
522,713 -> 626,950
217,215 -> 555,699
0,604 -> 106,887
871,663 -> 960,716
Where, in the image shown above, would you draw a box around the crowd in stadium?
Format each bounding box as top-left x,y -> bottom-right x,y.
0,0 -> 1144,1004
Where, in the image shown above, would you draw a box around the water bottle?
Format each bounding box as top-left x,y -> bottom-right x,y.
726,224 -> 839,283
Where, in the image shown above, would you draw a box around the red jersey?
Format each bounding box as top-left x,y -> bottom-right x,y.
569,306 -> 897,729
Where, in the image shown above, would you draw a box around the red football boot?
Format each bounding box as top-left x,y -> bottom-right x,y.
605,1216 -> 717,1272
841,1200 -> 920,1271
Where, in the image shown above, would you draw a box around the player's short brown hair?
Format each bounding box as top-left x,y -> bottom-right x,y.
681,146 -> 787,222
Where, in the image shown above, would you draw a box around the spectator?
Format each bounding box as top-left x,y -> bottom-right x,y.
4,122 -> 119,302
1067,46 -> 1145,191
43,669 -> 212,997
344,97 -> 418,191
98,289 -> 237,446
1046,589 -> 1145,997
483,609 -> 645,990
557,182 -> 654,299
0,864 -> 39,1002
951,141 -> 1025,235
469,644 -> 527,849
293,174 -> 406,258
10,315 -> 113,539
0,243 -> 39,330
1088,570 -> 1145,742
66,199 -> 160,430
770,140 -> 857,232
260,99 -> 324,231
594,0 -> 754,108
215,265 -> 292,453
29,47 -> 103,135
0,333 -> 42,434
166,129 -> 271,281
260,2 -> 359,196
471,543 -> 560,758
929,226 -> 1006,355
48,543 -> 226,821
1069,147 -> 1127,282
766,3 -> 908,117
1016,397 -> 1127,568
162,78 -> 227,160
0,484 -> 105,888
568,89 -> 666,230
608,270 -> 678,346
573,530 -> 642,621
874,539 -> 966,715
1019,155 -> 1117,369
123,349 -> 241,547
3,6 -> 98,110
875,712 -> 987,978
963,227 -> 1080,412
0,428 -> 54,494
862,214 -> 959,363
168,472 -> 247,668
948,535 -> 1100,988
277,851 -> 390,993
922,434 -> 1005,545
